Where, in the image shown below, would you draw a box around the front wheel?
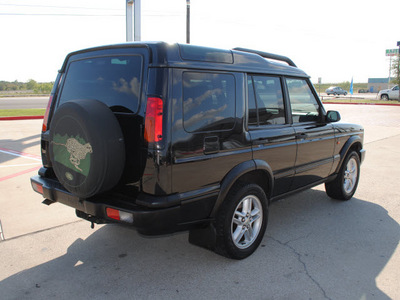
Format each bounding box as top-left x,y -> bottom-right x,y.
381,94 -> 389,101
325,151 -> 360,200
215,183 -> 268,259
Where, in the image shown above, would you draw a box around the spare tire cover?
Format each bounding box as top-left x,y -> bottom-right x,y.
49,99 -> 125,198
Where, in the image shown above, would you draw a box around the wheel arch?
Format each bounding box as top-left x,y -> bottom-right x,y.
210,159 -> 273,218
336,136 -> 363,173
380,93 -> 389,99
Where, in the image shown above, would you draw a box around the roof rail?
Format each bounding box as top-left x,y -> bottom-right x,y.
233,47 -> 297,68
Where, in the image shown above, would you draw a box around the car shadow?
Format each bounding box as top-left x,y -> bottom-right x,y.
0,189 -> 398,299
0,134 -> 41,164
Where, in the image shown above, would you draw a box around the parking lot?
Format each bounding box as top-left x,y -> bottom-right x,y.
0,104 -> 399,299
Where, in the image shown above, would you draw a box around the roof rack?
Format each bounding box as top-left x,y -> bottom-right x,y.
233,47 -> 297,68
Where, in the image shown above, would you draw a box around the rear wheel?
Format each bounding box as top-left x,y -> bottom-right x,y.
325,151 -> 360,200
215,183 -> 268,259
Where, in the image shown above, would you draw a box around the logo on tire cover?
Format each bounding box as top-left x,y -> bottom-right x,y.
52,134 -> 93,176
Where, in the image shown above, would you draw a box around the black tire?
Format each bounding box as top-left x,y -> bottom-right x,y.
215,183 -> 268,259
325,151 -> 360,200
49,99 -> 125,198
381,94 -> 389,101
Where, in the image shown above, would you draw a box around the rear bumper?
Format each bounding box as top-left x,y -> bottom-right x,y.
30,173 -> 217,235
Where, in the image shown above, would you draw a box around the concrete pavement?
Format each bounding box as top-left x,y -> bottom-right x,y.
0,105 -> 399,299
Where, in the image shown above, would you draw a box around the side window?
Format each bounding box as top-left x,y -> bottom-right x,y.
286,78 -> 320,123
183,72 -> 235,132
247,75 -> 285,126
248,79 -> 258,125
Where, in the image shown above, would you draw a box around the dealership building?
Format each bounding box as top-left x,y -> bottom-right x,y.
368,78 -> 396,93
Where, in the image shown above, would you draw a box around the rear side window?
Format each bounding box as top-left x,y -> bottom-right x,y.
183,72 -> 235,133
58,55 -> 143,113
248,75 -> 285,126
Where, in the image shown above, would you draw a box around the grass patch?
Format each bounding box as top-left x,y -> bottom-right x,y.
0,109 -> 46,117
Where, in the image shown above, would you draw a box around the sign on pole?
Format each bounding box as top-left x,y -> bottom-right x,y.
386,49 -> 399,56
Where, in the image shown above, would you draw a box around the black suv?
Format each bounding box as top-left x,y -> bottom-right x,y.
31,42 -> 365,259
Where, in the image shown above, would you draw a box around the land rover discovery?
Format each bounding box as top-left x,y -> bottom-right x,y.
31,42 -> 365,259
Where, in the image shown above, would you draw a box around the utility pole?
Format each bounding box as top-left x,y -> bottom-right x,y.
398,41 -> 400,101
186,0 -> 190,44
126,0 -> 141,42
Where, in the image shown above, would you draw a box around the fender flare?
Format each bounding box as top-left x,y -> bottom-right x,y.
335,135 -> 363,173
210,159 -> 274,217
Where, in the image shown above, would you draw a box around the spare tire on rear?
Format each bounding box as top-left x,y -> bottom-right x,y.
49,99 -> 125,198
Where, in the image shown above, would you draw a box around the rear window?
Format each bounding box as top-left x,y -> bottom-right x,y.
58,55 -> 143,113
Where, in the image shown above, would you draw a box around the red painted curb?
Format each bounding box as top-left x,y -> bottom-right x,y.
0,116 -> 44,121
323,102 -> 400,107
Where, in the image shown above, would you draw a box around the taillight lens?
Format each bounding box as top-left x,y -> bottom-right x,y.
31,182 -> 44,195
144,97 -> 163,143
106,208 -> 134,223
42,95 -> 54,132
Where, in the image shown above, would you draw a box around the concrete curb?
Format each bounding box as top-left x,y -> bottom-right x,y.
0,116 -> 44,121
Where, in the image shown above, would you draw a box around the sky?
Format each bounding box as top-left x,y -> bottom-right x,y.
0,0 -> 399,84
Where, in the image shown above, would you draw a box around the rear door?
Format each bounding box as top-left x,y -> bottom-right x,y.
247,75 -> 297,196
285,78 -> 335,190
170,70 -> 252,194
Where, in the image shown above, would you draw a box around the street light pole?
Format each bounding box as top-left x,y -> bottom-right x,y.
126,0 -> 133,42
126,0 -> 141,42
134,0 -> 141,41
186,0 -> 190,44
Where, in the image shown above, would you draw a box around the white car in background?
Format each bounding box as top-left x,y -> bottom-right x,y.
378,85 -> 399,100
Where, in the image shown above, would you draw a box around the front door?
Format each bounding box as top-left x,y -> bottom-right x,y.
285,78 -> 335,190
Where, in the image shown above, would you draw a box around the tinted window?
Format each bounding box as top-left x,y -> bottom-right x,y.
183,72 -> 235,132
286,78 -> 320,123
248,79 -> 258,125
248,76 -> 285,126
59,55 -> 143,113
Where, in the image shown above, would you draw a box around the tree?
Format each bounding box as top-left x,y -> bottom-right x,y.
26,79 -> 37,90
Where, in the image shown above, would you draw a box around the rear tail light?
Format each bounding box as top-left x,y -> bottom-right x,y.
106,208 -> 134,223
31,182 -> 44,195
42,94 -> 54,132
144,97 -> 163,143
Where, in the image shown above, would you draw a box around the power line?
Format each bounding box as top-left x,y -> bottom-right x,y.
0,13 -> 124,17
0,3 -> 123,11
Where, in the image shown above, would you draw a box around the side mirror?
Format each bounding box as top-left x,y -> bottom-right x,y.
326,110 -> 341,123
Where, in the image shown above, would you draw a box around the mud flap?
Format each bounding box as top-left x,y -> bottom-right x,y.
188,223 -> 217,251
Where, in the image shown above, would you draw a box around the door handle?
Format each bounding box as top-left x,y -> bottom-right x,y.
296,133 -> 308,139
204,136 -> 219,155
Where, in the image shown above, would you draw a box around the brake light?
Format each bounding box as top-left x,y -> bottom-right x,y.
144,97 -> 163,143
42,95 -> 54,132
106,208 -> 134,223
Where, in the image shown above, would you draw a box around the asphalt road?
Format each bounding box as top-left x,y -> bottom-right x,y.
0,104 -> 399,299
0,97 -> 49,109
